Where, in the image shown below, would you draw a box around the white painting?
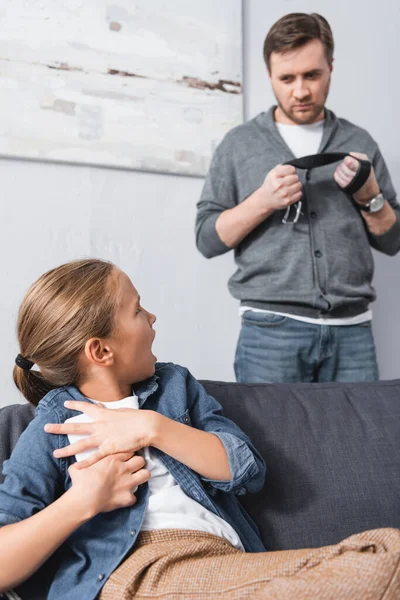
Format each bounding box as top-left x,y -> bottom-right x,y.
0,0 -> 243,176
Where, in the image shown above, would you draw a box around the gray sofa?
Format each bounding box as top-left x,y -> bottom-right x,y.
1,378 -> 399,599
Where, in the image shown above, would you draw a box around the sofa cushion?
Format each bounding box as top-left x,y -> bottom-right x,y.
201,379 -> 400,551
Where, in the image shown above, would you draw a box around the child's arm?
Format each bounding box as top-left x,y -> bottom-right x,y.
150,414 -> 231,479
0,403 -> 149,593
45,367 -> 266,493
47,402 -> 231,480
175,367 -> 267,495
0,452 -> 147,592
0,484 -> 92,591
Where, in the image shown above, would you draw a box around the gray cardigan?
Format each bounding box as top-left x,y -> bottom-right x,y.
196,107 -> 400,318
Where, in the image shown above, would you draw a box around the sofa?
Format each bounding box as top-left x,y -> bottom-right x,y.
1,377 -> 399,599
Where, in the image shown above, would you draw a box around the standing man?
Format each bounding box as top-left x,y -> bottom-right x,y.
195,13 -> 400,383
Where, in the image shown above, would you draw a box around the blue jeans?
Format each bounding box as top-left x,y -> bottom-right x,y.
234,311 -> 379,383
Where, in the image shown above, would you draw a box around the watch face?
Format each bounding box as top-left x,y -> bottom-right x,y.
369,193 -> 385,212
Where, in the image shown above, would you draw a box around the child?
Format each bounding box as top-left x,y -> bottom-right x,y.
0,259 -> 398,600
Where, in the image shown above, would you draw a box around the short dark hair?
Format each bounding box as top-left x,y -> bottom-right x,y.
263,13 -> 334,71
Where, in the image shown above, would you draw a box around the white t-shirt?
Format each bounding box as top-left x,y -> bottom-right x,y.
242,119 -> 371,326
66,395 -> 244,550
276,119 -> 324,158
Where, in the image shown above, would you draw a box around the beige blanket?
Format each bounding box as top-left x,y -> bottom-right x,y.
100,527 -> 400,600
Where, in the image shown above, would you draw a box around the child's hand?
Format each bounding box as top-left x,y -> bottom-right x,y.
68,452 -> 150,516
44,401 -> 160,468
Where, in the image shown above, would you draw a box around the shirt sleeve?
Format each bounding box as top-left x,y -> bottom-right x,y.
0,407 -> 65,527
177,366 -> 267,495
195,133 -> 238,259
366,145 -> 400,256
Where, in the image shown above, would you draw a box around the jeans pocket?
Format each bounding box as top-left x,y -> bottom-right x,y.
242,310 -> 287,327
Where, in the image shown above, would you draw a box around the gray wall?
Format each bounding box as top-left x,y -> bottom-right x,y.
1,0 -> 399,407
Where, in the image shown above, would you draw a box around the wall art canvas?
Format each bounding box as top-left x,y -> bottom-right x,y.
0,0 -> 243,176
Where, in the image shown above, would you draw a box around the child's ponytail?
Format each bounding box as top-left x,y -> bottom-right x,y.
13,362 -> 55,407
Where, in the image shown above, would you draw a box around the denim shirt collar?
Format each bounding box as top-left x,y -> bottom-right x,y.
134,374 -> 160,405
65,374 -> 160,408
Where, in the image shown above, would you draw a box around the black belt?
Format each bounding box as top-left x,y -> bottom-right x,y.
284,152 -> 371,194
281,153 -> 371,223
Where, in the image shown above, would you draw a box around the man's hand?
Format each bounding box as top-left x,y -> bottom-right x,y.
260,164 -> 302,212
334,152 -> 380,205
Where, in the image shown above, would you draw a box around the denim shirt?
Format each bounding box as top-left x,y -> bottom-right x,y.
0,363 -> 266,600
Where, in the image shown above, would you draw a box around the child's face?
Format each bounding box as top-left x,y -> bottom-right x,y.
109,270 -> 157,385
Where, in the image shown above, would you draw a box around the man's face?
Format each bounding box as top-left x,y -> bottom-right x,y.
269,39 -> 333,125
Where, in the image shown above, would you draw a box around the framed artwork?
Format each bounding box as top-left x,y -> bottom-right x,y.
0,0 -> 243,176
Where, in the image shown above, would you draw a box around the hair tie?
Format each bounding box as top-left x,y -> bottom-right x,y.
15,354 -> 34,371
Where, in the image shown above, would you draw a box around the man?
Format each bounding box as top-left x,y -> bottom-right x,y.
195,13 -> 400,383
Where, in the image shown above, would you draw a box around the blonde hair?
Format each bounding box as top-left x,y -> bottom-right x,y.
13,259 -> 119,406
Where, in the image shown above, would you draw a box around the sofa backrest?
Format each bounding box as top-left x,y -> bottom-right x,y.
0,403 -> 49,599
201,379 -> 400,551
1,379 -> 399,554
0,403 -> 35,484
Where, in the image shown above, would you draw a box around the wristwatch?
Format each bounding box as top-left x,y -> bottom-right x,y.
358,192 -> 385,213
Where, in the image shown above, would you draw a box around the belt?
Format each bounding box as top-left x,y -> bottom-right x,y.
282,153 -> 371,223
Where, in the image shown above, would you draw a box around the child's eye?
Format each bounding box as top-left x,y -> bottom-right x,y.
136,307 -> 142,314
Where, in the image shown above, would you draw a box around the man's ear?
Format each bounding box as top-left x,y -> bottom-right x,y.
84,338 -> 114,367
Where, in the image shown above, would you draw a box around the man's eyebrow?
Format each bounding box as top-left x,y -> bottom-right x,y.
279,69 -> 322,79
304,69 -> 323,76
